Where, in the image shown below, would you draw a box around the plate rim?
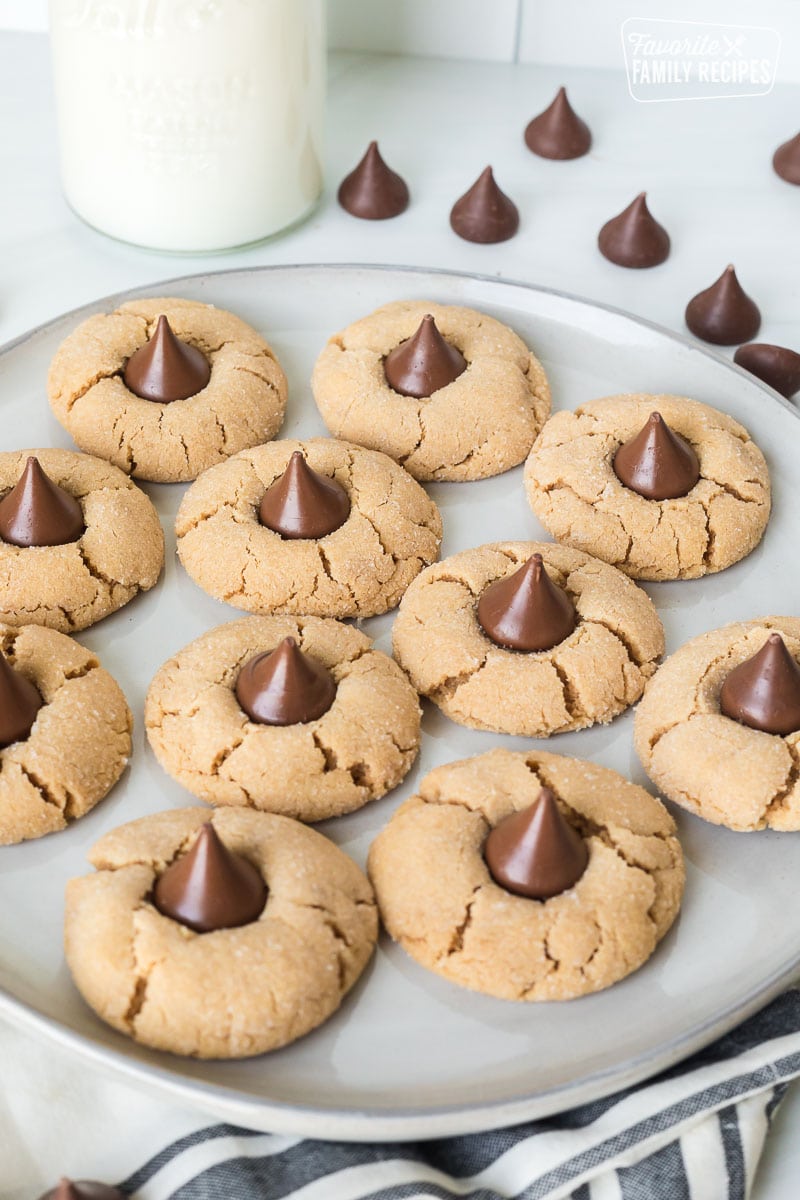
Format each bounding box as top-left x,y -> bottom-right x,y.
1,260 -> 799,1142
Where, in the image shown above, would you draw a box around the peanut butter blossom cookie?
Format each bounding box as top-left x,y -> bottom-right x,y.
392,541 -> 663,737
368,748 -> 684,1001
635,617 -> 800,831
176,438 -> 442,618
524,394 -> 770,581
0,624 -> 131,846
47,297 -> 287,483
311,300 -> 550,481
65,808 -> 378,1058
145,615 -> 421,821
0,448 -> 163,632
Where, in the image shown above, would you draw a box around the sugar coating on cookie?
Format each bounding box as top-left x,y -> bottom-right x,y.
145,615 -> 422,820
635,617 -> 800,831
392,541 -> 664,737
47,296 -> 287,483
175,438 -> 442,619
0,624 -> 132,845
0,448 -> 163,632
311,300 -> 551,481
65,807 -> 378,1058
368,748 -> 684,1001
524,394 -> 770,580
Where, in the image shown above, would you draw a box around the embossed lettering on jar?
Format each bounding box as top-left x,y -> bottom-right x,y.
49,0 -> 325,251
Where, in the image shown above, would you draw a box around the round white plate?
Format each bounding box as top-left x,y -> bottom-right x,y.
1,264 -> 798,1142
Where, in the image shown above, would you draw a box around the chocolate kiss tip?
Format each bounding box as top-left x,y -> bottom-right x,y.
0,455 -> 85,547
235,636 -> 336,726
450,166 -> 519,244
613,411 -> 700,500
773,131 -> 800,185
337,140 -> 410,220
685,265 -> 761,346
477,553 -> 576,652
123,314 -> 210,403
524,86 -> 592,160
383,313 -> 467,398
484,787 -> 589,899
597,192 -> 670,269
734,342 -> 800,400
258,450 -> 350,540
720,633 -> 800,736
0,652 -> 43,749
153,822 -> 267,934
45,1181 -> 126,1200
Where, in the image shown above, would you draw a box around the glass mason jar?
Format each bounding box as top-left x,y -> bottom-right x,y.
49,0 -> 325,252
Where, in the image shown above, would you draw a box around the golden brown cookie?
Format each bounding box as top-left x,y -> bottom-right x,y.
0,624 -> 132,846
635,617 -> 800,831
368,748 -> 684,1001
145,615 -> 421,821
392,541 -> 664,737
524,394 -> 770,580
0,448 -> 163,632
47,297 -> 287,483
64,807 -> 378,1058
311,300 -> 551,481
175,438 -> 442,619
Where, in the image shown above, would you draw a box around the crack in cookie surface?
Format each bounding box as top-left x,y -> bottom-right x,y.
65,807 -> 378,1058
635,617 -> 800,830
145,614 -> 421,822
176,438 -> 442,620
524,394 -> 770,580
311,300 -> 551,481
393,541 -> 664,738
0,623 -> 132,846
368,748 -> 684,1002
0,448 -> 163,633
47,297 -> 288,483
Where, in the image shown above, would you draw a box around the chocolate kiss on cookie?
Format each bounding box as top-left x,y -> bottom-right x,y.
734,343 -> 800,400
153,822 -> 267,933
719,633 -> 800,735
450,166 -> 519,244
524,86 -> 591,160
773,131 -> 800,185
384,314 -> 467,398
598,193 -> 670,268
337,140 -> 410,219
123,314 -> 211,402
0,456 -> 84,547
236,636 -> 336,725
0,651 -> 42,749
477,553 -> 576,652
613,412 -> 700,500
259,450 -> 350,539
39,1180 -> 126,1200
485,787 -> 589,899
685,265 -> 762,346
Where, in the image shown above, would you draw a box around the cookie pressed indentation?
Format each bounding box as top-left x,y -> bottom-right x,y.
175,438 -> 442,621
145,614 -> 421,822
312,300 -> 550,481
393,541 -> 664,738
635,617 -> 800,831
64,807 -> 378,1058
47,297 -> 288,483
368,748 -> 684,1001
524,394 -> 770,581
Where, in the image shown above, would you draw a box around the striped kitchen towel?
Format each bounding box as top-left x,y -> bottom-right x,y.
119,990 -> 800,1200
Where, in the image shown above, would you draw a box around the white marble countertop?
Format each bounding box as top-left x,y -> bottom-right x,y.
2,30 -> 800,1199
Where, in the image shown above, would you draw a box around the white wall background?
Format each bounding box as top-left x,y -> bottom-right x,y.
2,0 -> 799,80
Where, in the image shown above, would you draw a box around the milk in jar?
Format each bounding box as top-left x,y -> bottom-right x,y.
49,0 -> 325,251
